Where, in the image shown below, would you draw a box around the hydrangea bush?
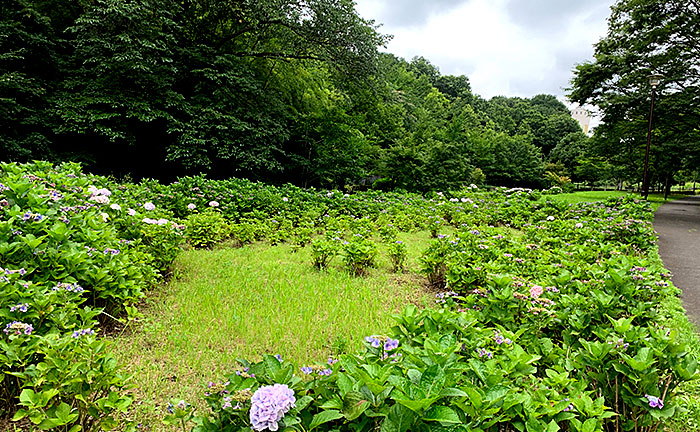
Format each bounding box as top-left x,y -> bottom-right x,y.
2,162 -> 697,432
0,162 -> 184,430
184,194 -> 695,432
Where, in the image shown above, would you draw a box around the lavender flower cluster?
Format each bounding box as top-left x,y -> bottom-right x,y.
52,282 -> 85,293
493,330 -> 512,345
9,303 -> 29,313
435,291 -> 458,304
364,335 -> 400,352
20,211 -> 44,222
4,321 -> 33,335
476,348 -> 493,359
2,267 -> 27,276
71,328 -> 95,338
249,384 -> 295,431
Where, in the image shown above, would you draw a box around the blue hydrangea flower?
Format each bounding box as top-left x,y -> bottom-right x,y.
4,321 -> 33,335
71,328 -> 95,338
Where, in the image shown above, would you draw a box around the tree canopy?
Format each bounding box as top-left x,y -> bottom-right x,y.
569,0 -> 700,192
1,0 -> 584,190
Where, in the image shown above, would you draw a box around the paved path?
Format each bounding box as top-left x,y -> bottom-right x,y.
654,195 -> 700,325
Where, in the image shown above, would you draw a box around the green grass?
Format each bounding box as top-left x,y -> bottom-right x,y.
542,190 -> 687,211
112,231 -> 436,427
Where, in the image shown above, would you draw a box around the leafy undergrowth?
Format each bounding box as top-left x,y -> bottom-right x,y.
112,232 -> 435,430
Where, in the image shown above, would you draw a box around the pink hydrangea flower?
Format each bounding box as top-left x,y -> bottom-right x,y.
529,285 -> 544,298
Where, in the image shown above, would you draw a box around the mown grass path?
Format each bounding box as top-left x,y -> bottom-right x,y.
654,195 -> 700,325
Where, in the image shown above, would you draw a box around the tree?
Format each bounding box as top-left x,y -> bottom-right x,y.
569,0 -> 700,194
0,0 -> 60,160
548,131 -> 589,176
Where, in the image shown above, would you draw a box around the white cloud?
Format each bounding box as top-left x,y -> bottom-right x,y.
355,0 -> 613,100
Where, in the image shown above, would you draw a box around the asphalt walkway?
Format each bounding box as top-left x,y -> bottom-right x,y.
654,195 -> 700,325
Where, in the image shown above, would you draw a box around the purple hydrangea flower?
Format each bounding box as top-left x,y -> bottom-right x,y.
384,338 -> 399,351
222,396 -> 232,409
250,384 -> 295,431
187,203 -> 196,210
645,395 -> 663,409
476,348 -> 493,359
300,366 -> 313,375
4,321 -> 33,335
71,328 -> 95,338
10,303 -> 29,313
209,201 -> 219,207
143,202 -> 155,211
364,336 -> 381,348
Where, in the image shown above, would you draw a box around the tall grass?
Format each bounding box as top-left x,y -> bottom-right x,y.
112,231 -> 435,427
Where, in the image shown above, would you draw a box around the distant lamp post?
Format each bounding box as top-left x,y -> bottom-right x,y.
641,73 -> 663,199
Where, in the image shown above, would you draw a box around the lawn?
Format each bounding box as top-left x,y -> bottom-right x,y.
541,190 -> 686,211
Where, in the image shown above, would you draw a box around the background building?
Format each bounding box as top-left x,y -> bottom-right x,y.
570,106 -> 592,134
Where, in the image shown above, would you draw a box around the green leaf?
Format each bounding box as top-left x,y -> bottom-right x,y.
12,409 -> 29,421
295,396 -> 313,412
342,391 -> 371,421
394,396 -> 440,413
546,420 -> 560,432
439,388 -> 468,397
423,406 -> 461,424
19,388 -> 37,406
309,409 -> 344,431
380,404 -> 415,432
38,418 -> 61,430
581,419 -> 597,432
100,415 -> 118,430
420,365 -> 446,396
337,373 -> 354,395
54,402 -> 77,425
463,386 -> 483,409
319,396 -> 343,410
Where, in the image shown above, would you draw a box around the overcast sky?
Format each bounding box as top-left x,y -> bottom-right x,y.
354,0 -> 615,103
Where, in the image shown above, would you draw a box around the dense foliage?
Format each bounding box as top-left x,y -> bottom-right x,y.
0,0 -> 582,190
0,161 -> 182,429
